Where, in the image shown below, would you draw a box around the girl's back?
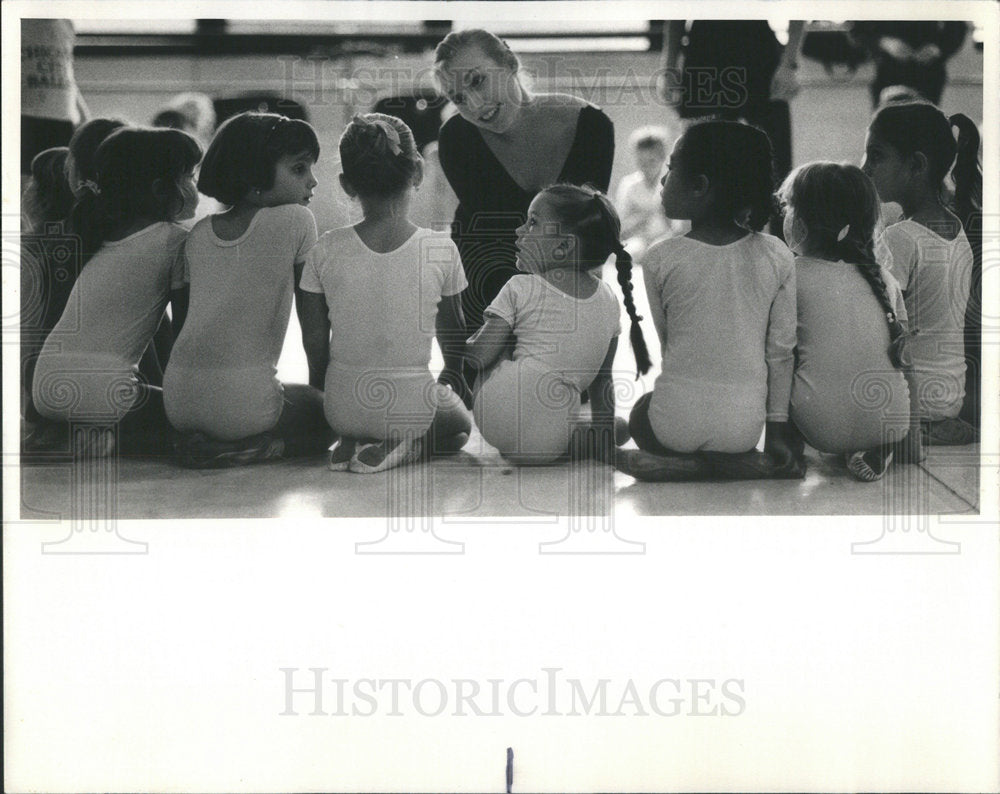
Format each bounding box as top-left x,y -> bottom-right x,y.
170,204 -> 316,368
493,273 -> 620,390
792,256 -> 910,452
641,232 -> 795,453
34,222 -> 187,420
303,225 -> 464,369
882,219 -> 972,407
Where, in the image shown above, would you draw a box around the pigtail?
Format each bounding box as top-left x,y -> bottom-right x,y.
613,242 -> 652,378
68,186 -> 112,267
948,113 -> 982,233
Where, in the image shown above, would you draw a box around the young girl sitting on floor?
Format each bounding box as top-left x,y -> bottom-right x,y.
778,162 -> 913,481
31,127 -> 201,457
163,112 -> 333,467
862,101 -> 981,445
618,119 -> 802,481
300,113 -> 472,473
466,183 -> 651,465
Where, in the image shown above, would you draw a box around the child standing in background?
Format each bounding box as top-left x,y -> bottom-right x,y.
467,184 -> 651,465
614,127 -> 680,257
164,112 -> 332,467
779,162 -> 913,481
620,120 -> 802,481
31,128 -> 201,456
300,114 -> 472,474
862,101 -> 981,444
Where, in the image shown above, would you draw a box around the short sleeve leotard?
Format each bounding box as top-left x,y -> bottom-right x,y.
299,226 -> 467,439
163,204 -> 318,440
438,104 -> 614,332
473,274 -> 621,463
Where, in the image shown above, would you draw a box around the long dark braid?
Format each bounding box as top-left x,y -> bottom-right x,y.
843,242 -> 908,369
590,193 -> 652,377
611,241 -> 652,377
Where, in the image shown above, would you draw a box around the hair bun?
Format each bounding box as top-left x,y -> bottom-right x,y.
354,115 -> 403,158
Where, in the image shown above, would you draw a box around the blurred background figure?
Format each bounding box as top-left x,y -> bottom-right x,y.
614,126 -> 685,258
849,22 -> 968,108
151,91 -> 217,147
21,19 -> 88,175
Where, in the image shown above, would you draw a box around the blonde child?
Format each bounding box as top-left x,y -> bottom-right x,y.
300,114 -> 472,474
466,183 -> 651,465
862,101 -> 981,444
614,126 -> 683,256
164,112 -> 332,467
778,162 -> 912,481
619,120 -> 802,481
31,128 -> 201,456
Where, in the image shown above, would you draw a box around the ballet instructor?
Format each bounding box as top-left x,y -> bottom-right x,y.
434,28 -> 615,336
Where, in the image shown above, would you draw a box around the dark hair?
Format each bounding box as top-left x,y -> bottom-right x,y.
434,28 -> 521,73
24,147 -> 74,226
197,112 -> 320,206
778,162 -> 907,369
674,120 -> 775,231
540,183 -> 652,378
868,101 -> 982,233
339,113 -> 421,197
70,127 -> 202,264
67,118 -> 127,193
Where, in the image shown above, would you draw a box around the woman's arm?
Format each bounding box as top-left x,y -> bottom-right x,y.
436,293 -> 472,407
579,108 -> 615,193
299,291 -> 331,391
465,315 -> 515,383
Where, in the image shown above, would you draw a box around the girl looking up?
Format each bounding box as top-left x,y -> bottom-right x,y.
779,162 -> 913,481
862,100 -> 981,444
466,183 -> 651,465
31,127 -> 201,456
619,120 -> 802,482
300,113 -> 472,474
164,112 -> 333,467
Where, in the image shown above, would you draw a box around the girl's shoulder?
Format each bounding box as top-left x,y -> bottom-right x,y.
260,203 -> 316,226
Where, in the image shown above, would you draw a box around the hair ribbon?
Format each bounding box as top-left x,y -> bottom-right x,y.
836,224 -> 850,242
370,118 -> 403,156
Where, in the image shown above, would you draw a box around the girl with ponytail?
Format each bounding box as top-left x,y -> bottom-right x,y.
778,162 -> 913,481
466,183 -> 648,465
618,120 -> 803,482
31,127 -> 201,457
862,100 -> 980,444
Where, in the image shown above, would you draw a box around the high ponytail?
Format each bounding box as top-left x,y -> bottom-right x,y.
948,113 -> 982,233
69,186 -> 113,267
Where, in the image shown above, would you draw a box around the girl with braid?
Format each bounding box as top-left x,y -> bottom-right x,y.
779,163 -> 912,481
466,184 -> 650,465
619,120 -> 802,482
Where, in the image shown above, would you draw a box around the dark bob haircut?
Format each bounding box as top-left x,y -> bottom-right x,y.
197,111 -> 320,206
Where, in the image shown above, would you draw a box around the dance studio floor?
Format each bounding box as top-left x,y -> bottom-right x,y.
17,429 -> 981,520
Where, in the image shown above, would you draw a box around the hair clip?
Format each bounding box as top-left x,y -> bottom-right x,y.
836,224 -> 850,242
81,179 -> 101,195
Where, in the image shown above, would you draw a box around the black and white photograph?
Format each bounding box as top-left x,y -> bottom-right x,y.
4,0 -> 998,790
